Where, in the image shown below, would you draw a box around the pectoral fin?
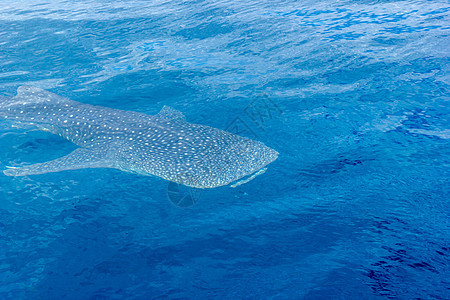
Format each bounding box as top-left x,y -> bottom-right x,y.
3,148 -> 112,176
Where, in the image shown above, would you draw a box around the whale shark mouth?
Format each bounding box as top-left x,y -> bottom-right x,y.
229,168 -> 268,188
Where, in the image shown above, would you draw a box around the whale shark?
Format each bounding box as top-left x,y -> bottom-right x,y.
0,86 -> 278,188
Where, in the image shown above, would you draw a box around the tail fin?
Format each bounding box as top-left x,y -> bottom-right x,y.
1,86 -> 71,118
0,95 -> 13,115
10,86 -> 71,105
0,95 -> 11,104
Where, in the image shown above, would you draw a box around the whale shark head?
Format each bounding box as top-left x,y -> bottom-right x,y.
167,134 -> 279,189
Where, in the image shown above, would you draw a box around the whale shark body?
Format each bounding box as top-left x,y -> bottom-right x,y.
0,86 -> 278,188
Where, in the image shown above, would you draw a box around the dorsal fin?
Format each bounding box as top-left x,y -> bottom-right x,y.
156,106 -> 185,121
14,86 -> 71,104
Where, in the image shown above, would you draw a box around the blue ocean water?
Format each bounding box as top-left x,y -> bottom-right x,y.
0,0 -> 449,298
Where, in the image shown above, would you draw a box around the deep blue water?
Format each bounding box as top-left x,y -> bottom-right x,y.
0,0 -> 449,299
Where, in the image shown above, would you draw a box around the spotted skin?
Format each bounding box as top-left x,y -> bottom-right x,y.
1,86 -> 278,188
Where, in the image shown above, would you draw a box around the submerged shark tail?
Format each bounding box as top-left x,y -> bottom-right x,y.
0,95 -> 13,116
1,86 -> 69,112
12,86 -> 71,106
0,86 -> 76,133
0,95 -> 11,104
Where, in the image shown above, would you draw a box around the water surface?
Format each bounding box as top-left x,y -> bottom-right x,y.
0,0 -> 449,298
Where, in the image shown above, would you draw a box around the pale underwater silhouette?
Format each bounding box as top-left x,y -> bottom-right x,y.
1,86 -> 278,188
